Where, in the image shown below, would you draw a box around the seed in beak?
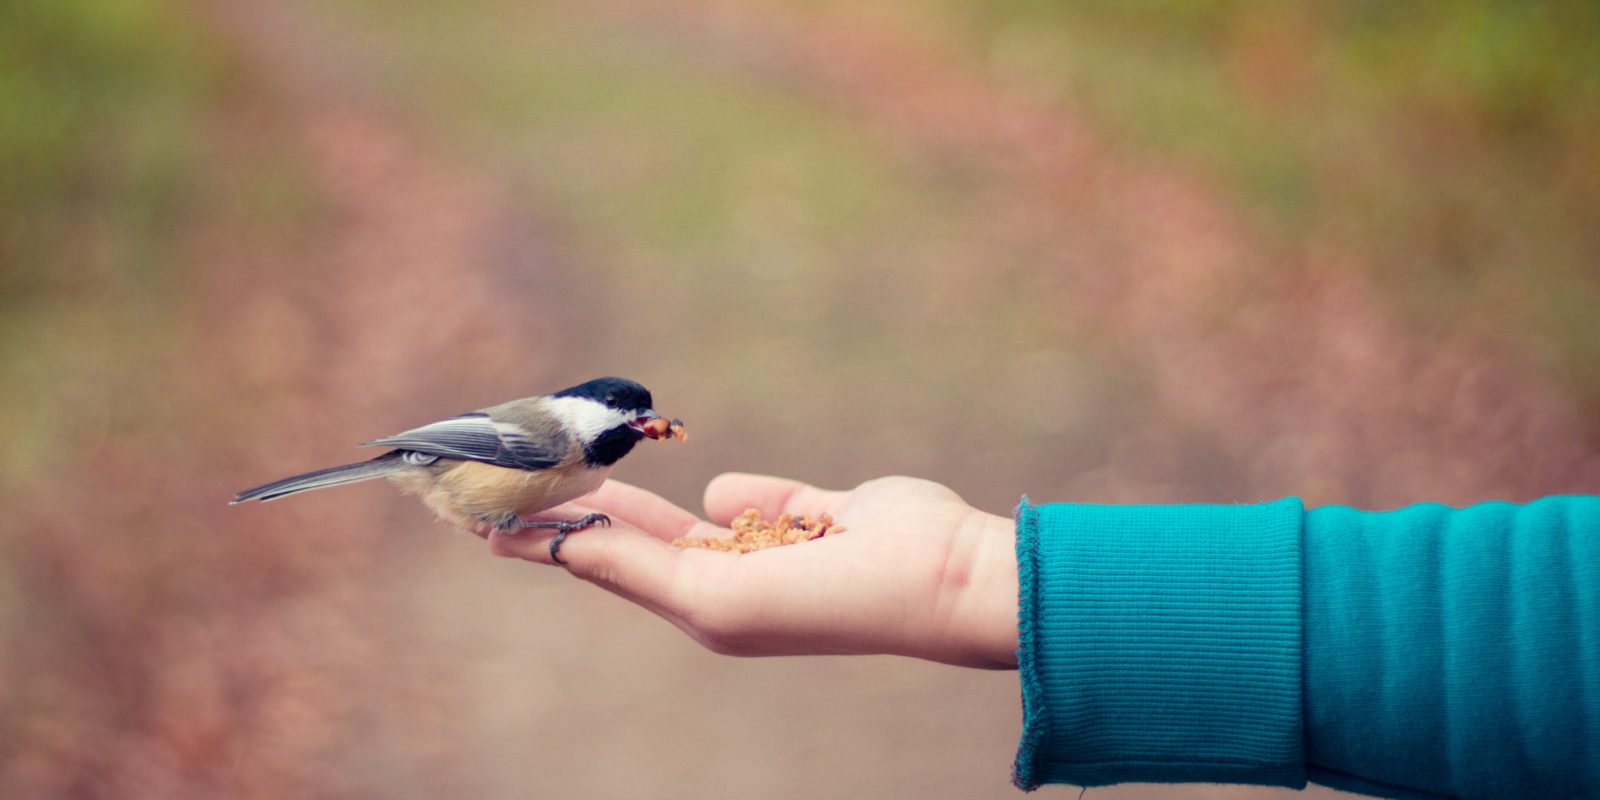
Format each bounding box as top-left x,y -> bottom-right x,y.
637,416 -> 672,439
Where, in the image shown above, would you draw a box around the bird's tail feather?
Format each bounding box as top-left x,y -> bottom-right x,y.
232,453 -> 405,504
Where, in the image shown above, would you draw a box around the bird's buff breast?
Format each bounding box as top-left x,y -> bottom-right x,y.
389,460 -> 611,532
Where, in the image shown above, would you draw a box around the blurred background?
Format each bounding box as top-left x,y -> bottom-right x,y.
3,0 -> 1598,797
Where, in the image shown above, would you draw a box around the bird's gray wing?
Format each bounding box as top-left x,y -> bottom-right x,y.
362,412 -> 566,470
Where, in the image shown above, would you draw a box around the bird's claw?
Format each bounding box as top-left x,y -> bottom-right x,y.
499,512 -> 610,565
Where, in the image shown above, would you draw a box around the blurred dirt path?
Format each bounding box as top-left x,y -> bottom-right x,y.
620,0 -> 1600,505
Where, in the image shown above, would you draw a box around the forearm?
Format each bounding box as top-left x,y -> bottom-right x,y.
1304,497 -> 1600,798
1012,496 -> 1600,798
1013,498 -> 1307,790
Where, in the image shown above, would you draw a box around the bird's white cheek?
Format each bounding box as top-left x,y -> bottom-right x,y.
544,397 -> 632,441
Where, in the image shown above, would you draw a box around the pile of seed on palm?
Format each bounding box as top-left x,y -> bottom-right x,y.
672,508 -> 846,553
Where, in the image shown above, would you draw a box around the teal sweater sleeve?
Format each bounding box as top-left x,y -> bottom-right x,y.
1013,496 -> 1600,798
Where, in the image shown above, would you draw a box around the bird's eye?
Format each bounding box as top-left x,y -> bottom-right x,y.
604,393 -> 617,407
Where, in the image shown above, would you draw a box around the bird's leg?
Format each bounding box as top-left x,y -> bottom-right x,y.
502,513 -> 611,565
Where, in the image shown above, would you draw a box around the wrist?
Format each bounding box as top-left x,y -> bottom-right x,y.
943,509 -> 1019,668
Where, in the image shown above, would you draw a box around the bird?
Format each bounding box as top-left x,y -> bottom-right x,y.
231,376 -> 684,564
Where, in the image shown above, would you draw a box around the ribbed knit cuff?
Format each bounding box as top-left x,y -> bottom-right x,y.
1013,498 -> 1307,791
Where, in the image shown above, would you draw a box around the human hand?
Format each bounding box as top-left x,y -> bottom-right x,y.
485,474 -> 1020,669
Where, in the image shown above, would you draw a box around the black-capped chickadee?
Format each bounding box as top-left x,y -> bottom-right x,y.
232,376 -> 684,563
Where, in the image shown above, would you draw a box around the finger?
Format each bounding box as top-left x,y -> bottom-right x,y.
580,481 -> 706,541
528,497 -> 723,545
702,472 -> 845,526
486,507 -> 685,611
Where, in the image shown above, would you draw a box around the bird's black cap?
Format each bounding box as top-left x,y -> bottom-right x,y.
555,376 -> 654,412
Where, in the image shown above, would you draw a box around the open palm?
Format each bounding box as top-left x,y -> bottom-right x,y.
486,474 -> 1019,668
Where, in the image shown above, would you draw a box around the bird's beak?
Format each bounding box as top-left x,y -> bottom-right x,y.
628,410 -> 663,436
630,411 -> 687,442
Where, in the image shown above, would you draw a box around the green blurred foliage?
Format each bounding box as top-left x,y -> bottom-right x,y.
0,0 -> 214,290
937,0 -> 1600,406
0,0 -> 216,480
